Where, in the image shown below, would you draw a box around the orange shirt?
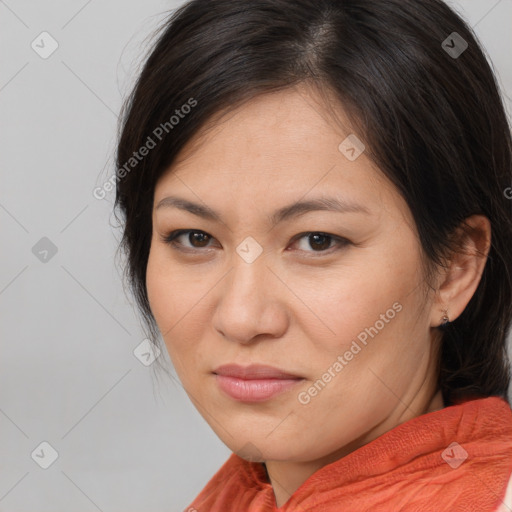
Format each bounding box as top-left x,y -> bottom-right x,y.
186,396 -> 512,511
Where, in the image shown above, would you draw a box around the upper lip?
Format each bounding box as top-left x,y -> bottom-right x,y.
213,364 -> 303,380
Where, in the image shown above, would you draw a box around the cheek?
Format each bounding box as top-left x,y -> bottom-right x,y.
146,248 -> 185,356
302,266 -> 406,342
305,246 -> 427,374
146,243 -> 198,328
146,246 -> 209,374
146,249 -> 171,328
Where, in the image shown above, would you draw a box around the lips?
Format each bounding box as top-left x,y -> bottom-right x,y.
213,364 -> 304,402
213,364 -> 303,380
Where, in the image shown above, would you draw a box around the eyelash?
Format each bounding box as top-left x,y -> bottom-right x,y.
161,229 -> 350,256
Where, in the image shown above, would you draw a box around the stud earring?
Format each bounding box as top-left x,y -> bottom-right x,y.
440,309 -> 450,327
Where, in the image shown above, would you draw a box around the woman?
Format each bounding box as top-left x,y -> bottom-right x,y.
114,0 -> 512,510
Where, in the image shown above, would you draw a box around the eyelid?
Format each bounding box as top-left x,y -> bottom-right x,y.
161,229 -> 351,255
289,231 -> 350,254
160,229 -> 219,252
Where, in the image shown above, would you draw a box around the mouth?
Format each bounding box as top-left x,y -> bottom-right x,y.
212,364 -> 305,402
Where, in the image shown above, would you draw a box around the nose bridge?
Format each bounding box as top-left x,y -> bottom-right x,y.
225,233 -> 270,298
213,250 -> 287,343
224,252 -> 270,313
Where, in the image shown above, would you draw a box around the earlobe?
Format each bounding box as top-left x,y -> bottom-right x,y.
440,309 -> 450,327
430,215 -> 491,328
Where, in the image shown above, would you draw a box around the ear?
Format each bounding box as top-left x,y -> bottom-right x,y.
430,215 -> 491,327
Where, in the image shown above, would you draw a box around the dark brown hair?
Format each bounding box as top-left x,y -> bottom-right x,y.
115,0 -> 512,405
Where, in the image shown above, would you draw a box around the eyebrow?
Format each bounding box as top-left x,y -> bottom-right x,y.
155,195 -> 371,226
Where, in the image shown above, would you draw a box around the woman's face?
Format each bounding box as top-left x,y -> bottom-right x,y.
147,85 -> 442,465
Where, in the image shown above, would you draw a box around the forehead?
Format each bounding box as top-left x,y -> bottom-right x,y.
153,86 -> 406,221
169,85 -> 353,170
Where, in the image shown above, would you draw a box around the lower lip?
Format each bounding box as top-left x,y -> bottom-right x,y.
215,375 -> 303,402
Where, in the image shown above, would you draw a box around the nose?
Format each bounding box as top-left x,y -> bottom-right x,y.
212,256 -> 289,345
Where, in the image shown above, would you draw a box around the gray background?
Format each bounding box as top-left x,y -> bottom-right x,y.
0,1 -> 511,511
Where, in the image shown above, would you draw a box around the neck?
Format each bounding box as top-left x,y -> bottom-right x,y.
265,387 -> 444,508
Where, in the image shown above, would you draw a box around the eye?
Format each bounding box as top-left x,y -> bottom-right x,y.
290,232 -> 350,254
161,229 -> 218,251
161,229 -> 350,255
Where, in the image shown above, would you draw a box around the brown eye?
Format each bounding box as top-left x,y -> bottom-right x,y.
188,231 -> 211,247
308,233 -> 332,251
291,232 -> 350,255
162,229 -> 216,250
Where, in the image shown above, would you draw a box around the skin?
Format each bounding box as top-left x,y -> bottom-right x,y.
146,84 -> 491,508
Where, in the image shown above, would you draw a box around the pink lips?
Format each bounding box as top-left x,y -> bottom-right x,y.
213,364 -> 304,402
